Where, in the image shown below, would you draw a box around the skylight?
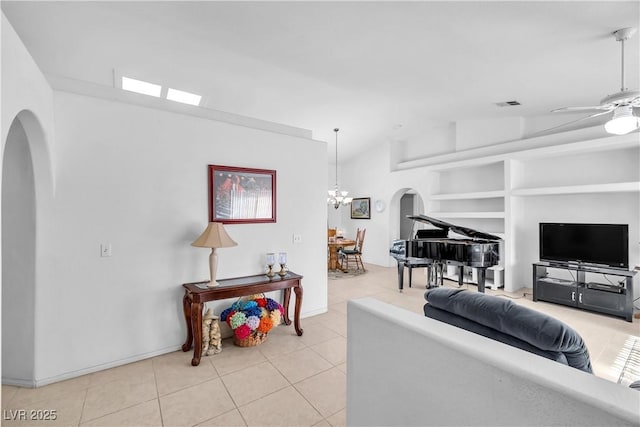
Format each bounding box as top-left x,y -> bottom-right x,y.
121,76 -> 162,97
166,88 -> 202,106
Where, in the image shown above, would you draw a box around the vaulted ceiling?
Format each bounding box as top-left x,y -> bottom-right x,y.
3,1 -> 639,162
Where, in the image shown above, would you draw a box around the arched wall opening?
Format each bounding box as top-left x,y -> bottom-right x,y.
389,188 -> 425,246
2,111 -> 44,386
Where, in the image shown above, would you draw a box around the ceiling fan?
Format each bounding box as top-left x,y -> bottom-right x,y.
549,27 -> 640,135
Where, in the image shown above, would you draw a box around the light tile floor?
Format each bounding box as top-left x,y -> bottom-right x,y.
2,264 -> 638,426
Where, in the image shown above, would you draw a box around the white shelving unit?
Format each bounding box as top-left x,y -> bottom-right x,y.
431,190 -> 505,200
420,132 -> 640,293
428,211 -> 506,218
510,181 -> 640,196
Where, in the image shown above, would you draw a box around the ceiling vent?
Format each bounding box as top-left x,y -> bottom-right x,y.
495,100 -> 521,107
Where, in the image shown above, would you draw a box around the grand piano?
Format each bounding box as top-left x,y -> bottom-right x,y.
390,214 -> 501,292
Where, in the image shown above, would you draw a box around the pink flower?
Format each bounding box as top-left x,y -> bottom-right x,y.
234,324 -> 251,340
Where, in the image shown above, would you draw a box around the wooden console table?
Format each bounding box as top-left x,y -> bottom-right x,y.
182,272 -> 303,366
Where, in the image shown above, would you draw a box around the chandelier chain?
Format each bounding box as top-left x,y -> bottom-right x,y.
327,127 -> 352,209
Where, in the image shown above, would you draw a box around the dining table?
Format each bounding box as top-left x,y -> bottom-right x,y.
327,238 -> 356,271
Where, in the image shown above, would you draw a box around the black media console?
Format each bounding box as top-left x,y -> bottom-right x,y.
533,262 -> 637,322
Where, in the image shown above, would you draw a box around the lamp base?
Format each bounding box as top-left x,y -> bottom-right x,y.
207,281 -> 221,288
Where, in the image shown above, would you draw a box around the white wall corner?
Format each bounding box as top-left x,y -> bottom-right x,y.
455,116 -> 524,151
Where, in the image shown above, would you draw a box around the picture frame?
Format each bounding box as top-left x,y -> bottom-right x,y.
350,197 -> 371,219
208,165 -> 276,224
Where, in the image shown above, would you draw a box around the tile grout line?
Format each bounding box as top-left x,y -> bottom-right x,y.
75,387 -> 90,426
151,358 -> 165,427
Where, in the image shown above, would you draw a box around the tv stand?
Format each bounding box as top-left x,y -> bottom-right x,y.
533,262 -> 636,322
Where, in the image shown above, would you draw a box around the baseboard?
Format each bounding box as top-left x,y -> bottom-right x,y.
4,308 -> 328,388
301,307 -> 328,318
6,344 -> 182,388
1,377 -> 37,388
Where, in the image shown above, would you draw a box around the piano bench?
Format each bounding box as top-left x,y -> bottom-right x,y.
396,258 -> 434,291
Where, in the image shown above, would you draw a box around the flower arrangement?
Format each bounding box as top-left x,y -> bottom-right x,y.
220,294 -> 284,347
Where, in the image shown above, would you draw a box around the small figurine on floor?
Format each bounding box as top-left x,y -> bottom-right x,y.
202,308 -> 222,356
207,313 -> 222,355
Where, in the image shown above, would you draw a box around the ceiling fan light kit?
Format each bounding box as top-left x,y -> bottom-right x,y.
550,27 -> 640,135
604,105 -> 640,135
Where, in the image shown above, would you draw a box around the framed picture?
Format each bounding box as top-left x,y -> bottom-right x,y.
350,197 -> 371,219
208,165 -> 276,224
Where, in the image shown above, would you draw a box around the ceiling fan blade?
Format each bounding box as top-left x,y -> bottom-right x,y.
551,105 -> 614,114
529,110 -> 613,137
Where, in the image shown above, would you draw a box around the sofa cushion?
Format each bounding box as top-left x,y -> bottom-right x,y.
424,288 -> 592,373
424,304 -> 568,364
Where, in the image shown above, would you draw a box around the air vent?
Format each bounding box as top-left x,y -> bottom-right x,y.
495,100 -> 521,107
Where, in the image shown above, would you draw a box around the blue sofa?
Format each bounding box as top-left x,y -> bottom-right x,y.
423,287 -> 593,372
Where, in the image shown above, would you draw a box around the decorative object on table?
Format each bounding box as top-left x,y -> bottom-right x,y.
278,252 -> 287,277
201,308 -> 222,356
350,197 -> 371,219
266,252 -> 276,277
191,222 -> 237,287
208,164 -> 276,224
327,128 -> 353,209
220,294 -> 284,347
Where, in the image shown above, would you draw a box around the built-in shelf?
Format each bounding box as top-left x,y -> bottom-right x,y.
395,129 -> 639,172
412,132 -> 639,294
431,190 -> 505,200
428,211 -> 505,218
510,181 -> 640,197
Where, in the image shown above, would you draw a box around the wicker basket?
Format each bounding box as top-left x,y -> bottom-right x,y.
233,331 -> 268,347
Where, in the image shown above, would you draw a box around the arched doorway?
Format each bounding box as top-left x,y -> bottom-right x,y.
388,188 -> 425,261
2,113 -> 41,386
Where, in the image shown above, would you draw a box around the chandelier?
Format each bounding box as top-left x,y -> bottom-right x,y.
327,128 -> 352,209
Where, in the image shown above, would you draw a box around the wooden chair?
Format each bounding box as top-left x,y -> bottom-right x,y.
327,228 -> 337,268
339,228 -> 366,271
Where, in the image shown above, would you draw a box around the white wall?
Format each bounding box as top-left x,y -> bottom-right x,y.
29,91 -> 327,384
456,116 -> 523,150
2,12 -> 328,385
1,12 -> 56,386
390,121 -> 455,166
340,142 -> 432,267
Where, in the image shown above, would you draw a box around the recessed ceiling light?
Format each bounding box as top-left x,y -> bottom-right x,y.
166,88 -> 202,106
121,76 -> 162,97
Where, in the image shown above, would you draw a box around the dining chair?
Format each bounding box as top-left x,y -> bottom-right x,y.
339,228 -> 366,271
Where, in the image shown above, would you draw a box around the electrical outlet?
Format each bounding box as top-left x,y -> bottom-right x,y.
293,234 -> 303,244
100,243 -> 112,257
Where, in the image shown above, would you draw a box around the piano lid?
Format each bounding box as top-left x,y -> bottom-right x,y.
408,214 -> 502,241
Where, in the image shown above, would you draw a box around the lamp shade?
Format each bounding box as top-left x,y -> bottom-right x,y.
191,222 -> 237,248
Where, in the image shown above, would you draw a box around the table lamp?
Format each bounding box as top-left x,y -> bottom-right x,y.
191,222 -> 237,287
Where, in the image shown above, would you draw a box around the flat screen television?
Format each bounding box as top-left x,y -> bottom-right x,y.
539,223 -> 628,269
